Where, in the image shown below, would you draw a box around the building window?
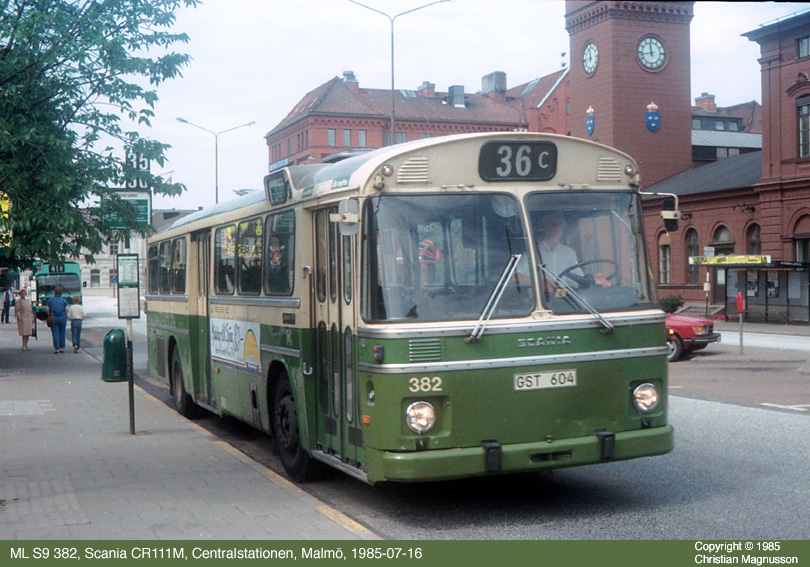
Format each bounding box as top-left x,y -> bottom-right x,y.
109,242 -> 118,256
712,226 -> 735,256
327,129 -> 336,146
358,130 -> 366,147
91,269 -> 101,287
658,233 -> 671,284
715,120 -> 725,131
746,224 -> 762,255
343,129 -> 351,147
797,238 -> 810,263
798,95 -> 810,158
728,121 -> 739,132
799,36 -> 810,58
692,118 -> 701,130
685,229 -> 700,284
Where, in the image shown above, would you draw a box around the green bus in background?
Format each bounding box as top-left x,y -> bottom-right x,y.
33,261 -> 83,320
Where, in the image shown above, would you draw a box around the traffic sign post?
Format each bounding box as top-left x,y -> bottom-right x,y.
737,292 -> 746,355
116,254 -> 140,434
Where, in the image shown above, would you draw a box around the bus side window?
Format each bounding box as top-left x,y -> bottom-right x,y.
148,245 -> 159,294
158,241 -> 171,294
265,210 -> 295,296
215,225 -> 236,294
237,218 -> 262,295
171,237 -> 187,294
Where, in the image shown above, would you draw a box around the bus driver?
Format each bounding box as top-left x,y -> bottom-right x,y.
518,212 -> 612,290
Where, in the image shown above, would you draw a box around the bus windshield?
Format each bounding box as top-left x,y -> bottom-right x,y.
526,191 -> 655,314
36,274 -> 81,296
363,194 -> 535,323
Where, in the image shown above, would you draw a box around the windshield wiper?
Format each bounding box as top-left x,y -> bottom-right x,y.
467,253 -> 521,343
537,264 -> 614,333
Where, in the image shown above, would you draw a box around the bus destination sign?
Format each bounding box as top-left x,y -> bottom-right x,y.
478,141 -> 557,182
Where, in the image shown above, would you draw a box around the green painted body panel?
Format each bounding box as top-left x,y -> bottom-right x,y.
149,308 -> 672,484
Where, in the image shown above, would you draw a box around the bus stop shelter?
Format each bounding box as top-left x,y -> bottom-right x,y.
689,255 -> 810,324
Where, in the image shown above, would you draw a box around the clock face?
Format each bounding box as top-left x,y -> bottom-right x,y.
638,36 -> 666,70
582,42 -> 598,75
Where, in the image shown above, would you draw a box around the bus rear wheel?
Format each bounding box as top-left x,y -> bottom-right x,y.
171,349 -> 198,418
272,374 -> 321,482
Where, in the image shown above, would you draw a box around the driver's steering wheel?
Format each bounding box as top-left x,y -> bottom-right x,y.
556,259 -> 618,284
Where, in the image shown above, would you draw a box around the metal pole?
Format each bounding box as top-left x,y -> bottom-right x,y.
346,0 -> 449,146
739,311 -> 744,355
390,17 -> 395,143
176,118 -> 255,204
126,319 -> 135,435
214,133 -> 219,204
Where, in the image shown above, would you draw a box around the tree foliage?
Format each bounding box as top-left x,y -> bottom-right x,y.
0,0 -> 199,266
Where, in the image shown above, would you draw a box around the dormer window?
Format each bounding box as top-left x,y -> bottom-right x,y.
799,36 -> 810,59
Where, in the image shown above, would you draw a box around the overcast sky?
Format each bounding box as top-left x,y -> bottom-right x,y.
143,1 -> 810,211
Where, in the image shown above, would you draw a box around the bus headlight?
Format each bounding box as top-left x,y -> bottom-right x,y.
632,383 -> 659,413
405,401 -> 436,434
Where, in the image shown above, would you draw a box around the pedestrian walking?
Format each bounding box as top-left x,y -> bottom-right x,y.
1,286 -> 11,323
15,288 -> 35,350
67,295 -> 85,353
46,286 -> 69,354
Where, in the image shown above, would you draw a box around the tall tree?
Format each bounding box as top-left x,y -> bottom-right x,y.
0,0 -> 199,265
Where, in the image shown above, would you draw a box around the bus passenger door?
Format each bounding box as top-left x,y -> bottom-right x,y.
313,207 -> 359,466
192,229 -> 213,408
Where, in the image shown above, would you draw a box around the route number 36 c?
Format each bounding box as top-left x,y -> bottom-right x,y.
478,141 -> 558,182
409,377 -> 443,392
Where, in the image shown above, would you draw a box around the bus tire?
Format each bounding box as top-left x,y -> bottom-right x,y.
171,348 -> 198,418
272,374 -> 321,482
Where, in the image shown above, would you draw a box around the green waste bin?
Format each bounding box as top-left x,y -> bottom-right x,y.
102,328 -> 127,382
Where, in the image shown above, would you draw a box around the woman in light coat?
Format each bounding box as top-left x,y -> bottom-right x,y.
15,288 -> 35,350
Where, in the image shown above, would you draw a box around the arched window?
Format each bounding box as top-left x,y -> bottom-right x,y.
798,95 -> 810,158
711,226 -> 735,256
658,232 -> 671,284
794,214 -> 810,262
685,229 -> 700,284
746,224 -> 762,255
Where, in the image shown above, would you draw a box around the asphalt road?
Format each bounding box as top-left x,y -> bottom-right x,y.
81,296 -> 810,540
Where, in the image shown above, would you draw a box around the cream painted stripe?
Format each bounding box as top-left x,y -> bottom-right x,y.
135,384 -> 376,538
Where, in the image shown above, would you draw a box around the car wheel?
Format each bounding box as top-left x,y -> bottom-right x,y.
667,334 -> 683,362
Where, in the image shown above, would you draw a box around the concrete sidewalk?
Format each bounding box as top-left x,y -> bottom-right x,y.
0,317 -> 378,540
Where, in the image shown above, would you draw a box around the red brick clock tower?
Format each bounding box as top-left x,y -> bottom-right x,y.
565,1 -> 694,186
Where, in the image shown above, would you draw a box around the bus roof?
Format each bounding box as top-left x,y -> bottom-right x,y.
156,132 -> 639,237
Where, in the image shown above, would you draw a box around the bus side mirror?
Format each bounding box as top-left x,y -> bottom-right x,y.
331,198 -> 360,236
83,282 -> 87,288
661,198 -> 681,232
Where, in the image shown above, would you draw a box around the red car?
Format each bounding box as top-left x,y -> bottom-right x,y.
665,313 -> 722,362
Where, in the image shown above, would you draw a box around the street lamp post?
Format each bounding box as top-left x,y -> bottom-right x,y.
176,118 -> 256,204
347,0 -> 449,145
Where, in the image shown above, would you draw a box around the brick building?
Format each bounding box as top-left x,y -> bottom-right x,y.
264,1 -> 810,322
644,9 -> 810,322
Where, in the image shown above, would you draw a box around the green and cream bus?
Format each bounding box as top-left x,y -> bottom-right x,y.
146,132 -> 675,484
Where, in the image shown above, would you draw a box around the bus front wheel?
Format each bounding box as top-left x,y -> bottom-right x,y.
272,375 -> 321,482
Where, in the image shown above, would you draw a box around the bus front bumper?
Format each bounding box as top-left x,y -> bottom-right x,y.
367,425 -> 674,483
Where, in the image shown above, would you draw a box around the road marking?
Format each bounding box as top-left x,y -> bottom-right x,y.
760,403 -> 809,412
0,400 -> 55,416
